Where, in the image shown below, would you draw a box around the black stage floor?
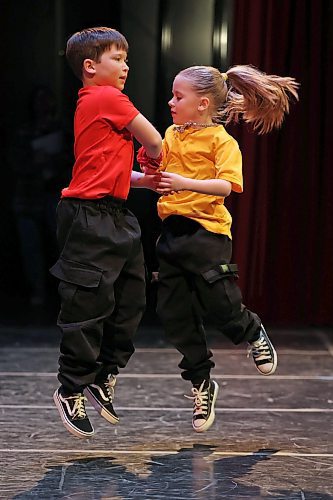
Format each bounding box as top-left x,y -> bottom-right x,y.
0,322 -> 332,499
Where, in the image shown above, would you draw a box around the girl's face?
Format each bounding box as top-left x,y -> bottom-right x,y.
87,45 -> 129,89
168,75 -> 206,124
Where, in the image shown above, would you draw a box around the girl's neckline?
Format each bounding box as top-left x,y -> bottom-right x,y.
173,121 -> 219,134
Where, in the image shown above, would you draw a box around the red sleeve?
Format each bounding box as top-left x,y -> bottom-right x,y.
99,87 -> 140,130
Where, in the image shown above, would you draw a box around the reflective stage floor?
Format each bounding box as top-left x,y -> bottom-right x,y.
0,324 -> 332,499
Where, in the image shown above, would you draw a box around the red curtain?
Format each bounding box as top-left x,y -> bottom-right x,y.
227,0 -> 333,325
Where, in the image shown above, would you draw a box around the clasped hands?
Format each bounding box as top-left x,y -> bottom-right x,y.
137,146 -> 185,194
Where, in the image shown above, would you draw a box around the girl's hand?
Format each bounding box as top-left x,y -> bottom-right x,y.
155,171 -> 188,194
156,173 -> 232,197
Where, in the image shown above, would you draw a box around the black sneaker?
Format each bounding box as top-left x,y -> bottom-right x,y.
84,374 -> 119,424
185,380 -> 219,433
53,387 -> 94,438
249,325 -> 278,375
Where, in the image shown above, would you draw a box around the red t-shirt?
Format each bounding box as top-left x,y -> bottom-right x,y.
62,86 -> 140,200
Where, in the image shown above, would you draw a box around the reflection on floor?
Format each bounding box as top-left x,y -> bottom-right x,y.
0,323 -> 332,499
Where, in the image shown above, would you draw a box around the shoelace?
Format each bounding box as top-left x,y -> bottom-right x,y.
248,336 -> 271,361
184,381 -> 209,417
63,394 -> 87,419
92,376 -> 116,403
103,378 -> 115,402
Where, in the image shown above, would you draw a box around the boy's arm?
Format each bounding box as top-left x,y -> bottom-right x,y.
126,114 -> 162,158
130,170 -> 162,191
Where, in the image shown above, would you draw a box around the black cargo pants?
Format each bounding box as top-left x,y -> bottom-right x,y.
156,216 -> 261,384
50,197 -> 146,392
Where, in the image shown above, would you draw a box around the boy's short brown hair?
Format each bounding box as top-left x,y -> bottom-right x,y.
66,27 -> 129,80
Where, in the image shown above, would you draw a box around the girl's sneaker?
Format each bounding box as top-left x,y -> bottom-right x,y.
185,380 -> 219,432
248,325 -> 278,375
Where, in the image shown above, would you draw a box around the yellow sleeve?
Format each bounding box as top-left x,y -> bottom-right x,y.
215,136 -> 243,193
159,126 -> 173,172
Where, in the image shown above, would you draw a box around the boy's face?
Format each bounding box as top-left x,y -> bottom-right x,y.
85,45 -> 129,89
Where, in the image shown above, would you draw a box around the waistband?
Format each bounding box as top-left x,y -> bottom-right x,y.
62,195 -> 126,209
162,215 -> 202,235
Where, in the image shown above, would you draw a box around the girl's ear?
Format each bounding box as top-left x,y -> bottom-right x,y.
198,96 -> 210,111
83,58 -> 96,75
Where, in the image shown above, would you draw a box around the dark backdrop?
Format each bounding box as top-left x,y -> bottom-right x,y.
227,0 -> 333,325
0,0 -> 332,328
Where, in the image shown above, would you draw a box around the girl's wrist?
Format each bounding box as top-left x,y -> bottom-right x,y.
183,177 -> 192,191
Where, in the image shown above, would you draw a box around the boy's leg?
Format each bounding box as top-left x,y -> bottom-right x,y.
85,245 -> 146,423
84,210 -> 146,423
97,245 -> 146,375
50,198 -> 136,435
52,265 -> 121,437
56,267 -> 120,390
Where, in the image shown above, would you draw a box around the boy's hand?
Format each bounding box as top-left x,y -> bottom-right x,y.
137,146 -> 162,172
142,172 -> 163,191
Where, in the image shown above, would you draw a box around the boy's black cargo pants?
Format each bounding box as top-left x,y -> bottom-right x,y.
50,196 -> 146,393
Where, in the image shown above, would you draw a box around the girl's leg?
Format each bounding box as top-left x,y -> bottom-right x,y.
193,271 -> 261,344
191,257 -> 277,375
157,257 -> 214,384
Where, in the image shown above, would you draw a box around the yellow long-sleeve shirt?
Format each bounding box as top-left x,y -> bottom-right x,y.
157,124 -> 243,238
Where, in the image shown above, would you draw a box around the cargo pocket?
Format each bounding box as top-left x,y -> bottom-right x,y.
50,258 -> 103,321
201,263 -> 239,283
201,263 -> 242,319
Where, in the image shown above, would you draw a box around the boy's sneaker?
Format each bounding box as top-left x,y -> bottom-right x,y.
248,325 -> 277,375
53,387 -> 94,438
84,374 -> 119,424
185,380 -> 219,433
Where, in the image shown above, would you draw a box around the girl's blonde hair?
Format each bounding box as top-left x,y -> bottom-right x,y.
177,65 -> 299,134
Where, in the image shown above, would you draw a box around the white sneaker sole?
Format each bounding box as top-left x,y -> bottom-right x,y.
53,390 -> 94,439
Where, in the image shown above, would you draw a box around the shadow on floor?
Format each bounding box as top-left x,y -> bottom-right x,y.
12,445 -> 330,499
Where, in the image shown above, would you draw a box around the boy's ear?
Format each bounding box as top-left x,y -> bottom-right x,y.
198,96 -> 210,111
83,58 -> 96,75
